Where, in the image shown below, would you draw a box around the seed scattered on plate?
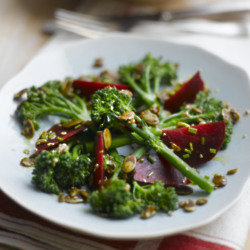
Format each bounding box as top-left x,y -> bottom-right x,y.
196,198 -> 208,206
141,205 -> 156,219
93,58 -> 103,67
212,174 -> 227,188
242,134 -> 247,139
227,168 -> 238,175
183,200 -> 196,212
175,185 -> 193,195
20,157 -> 34,167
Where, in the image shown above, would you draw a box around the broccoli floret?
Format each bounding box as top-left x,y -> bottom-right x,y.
133,181 -> 178,212
89,179 -> 143,219
55,151 -> 92,190
32,151 -> 61,194
91,87 -> 132,127
32,145 -> 92,194
119,53 -> 177,107
90,87 -> 214,193
17,80 -> 90,132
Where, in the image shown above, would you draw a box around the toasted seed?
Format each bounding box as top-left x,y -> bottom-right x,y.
170,142 -> 181,152
176,122 -> 190,128
168,211 -> 173,216
244,109 -> 250,115
59,194 -> 65,202
122,155 -> 136,173
230,108 -> 240,123
61,119 -> 82,128
23,149 -> 30,155
198,118 -> 206,125
222,108 -> 231,123
93,58 -> 103,67
140,109 -> 159,126
57,143 -> 69,154
78,189 -> 90,201
103,128 -> 112,150
196,198 -> 208,205
118,111 -> 135,123
14,88 -> 28,100
183,200 -> 196,212
178,201 -> 185,208
36,139 -> 47,146
191,107 -> 203,114
21,119 -> 35,139
227,168 -> 238,175
182,111 -> 191,117
212,174 -> 227,187
141,205 -> 156,219
119,89 -> 133,97
150,104 -> 161,116
64,195 -> 84,204
61,78 -> 73,96
124,183 -> 131,192
20,157 -> 34,167
175,185 -> 193,195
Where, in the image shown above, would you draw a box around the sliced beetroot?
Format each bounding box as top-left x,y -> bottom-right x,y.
94,131 -> 105,188
36,122 -> 86,154
162,121 -> 225,165
164,71 -> 204,112
133,154 -> 189,186
73,80 -> 131,97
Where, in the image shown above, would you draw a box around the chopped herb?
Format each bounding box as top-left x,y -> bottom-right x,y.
201,137 -> 205,145
60,119 -> 68,124
183,154 -> 190,159
188,127 -> 197,134
49,132 -> 56,140
57,136 -> 63,141
204,175 -> 210,180
140,158 -> 145,163
148,155 -> 156,163
209,148 -> 216,154
184,149 -> 191,154
147,171 -> 154,178
41,133 -> 47,139
74,124 -> 82,130
99,150 -> 104,154
189,142 -> 193,151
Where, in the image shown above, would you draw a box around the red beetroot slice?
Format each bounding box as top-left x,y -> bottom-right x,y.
162,121 -> 225,165
73,80 -> 131,97
94,131 -> 105,188
36,122 -> 86,154
164,71 -> 204,112
133,154 -> 189,186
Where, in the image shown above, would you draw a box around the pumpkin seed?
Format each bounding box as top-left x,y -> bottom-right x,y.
196,198 -> 208,205
176,122 -> 190,128
20,157 -> 34,167
103,128 -> 112,150
141,205 -> 156,219
140,109 -> 159,126
122,155 -> 136,173
183,200 -> 196,212
93,58 -> 103,67
14,88 -> 28,100
21,119 -> 35,139
170,142 -> 181,152
61,119 -> 82,128
212,174 -> 227,188
119,89 -> 133,97
61,78 -> 73,96
175,185 -> 193,195
227,168 -> 238,175
118,111 -> 135,123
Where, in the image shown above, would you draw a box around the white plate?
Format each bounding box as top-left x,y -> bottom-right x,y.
0,36 -> 250,240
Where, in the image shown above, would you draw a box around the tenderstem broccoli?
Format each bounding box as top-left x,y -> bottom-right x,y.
119,54 -> 177,107
17,80 -> 90,131
91,87 -> 214,193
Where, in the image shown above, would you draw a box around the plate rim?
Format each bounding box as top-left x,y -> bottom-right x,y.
0,35 -> 250,240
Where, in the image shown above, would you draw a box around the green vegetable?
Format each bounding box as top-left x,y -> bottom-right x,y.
18,81 -> 90,130
91,87 -> 214,193
133,180 -> 179,212
119,54 -> 177,107
32,145 -> 92,194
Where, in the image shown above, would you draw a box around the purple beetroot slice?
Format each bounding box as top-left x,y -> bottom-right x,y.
133,153 -> 189,186
164,71 -> 204,112
36,122 -> 86,154
162,121 -> 225,165
94,131 -> 105,189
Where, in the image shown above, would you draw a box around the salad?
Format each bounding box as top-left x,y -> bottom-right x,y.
14,54 -> 240,219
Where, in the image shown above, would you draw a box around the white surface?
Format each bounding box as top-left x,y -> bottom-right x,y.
0,36 -> 250,240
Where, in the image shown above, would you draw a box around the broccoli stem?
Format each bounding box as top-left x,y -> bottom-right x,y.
132,146 -> 148,159
126,116 -> 214,194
